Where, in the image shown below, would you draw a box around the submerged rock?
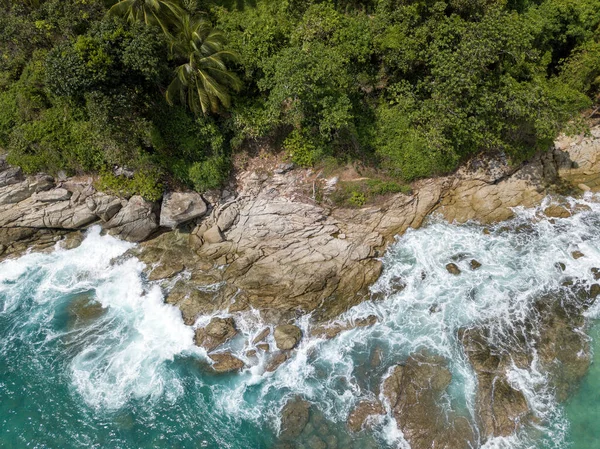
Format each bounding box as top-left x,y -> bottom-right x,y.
382,352 -> 475,449
459,327 -> 530,439
266,351 -> 290,372
347,400 -> 385,433
194,317 -> 237,351
280,397 -> 310,440
274,324 -> 302,350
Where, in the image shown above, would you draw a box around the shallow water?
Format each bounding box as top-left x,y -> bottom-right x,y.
1,196 -> 600,448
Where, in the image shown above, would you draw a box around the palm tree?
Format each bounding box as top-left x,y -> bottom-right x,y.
166,15 -> 242,115
108,0 -> 183,35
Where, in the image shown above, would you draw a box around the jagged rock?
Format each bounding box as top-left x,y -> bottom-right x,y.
257,343 -> 270,352
556,262 -> 566,271
216,205 -> 239,232
280,397 -> 310,440
194,317 -> 237,351
274,324 -> 302,350
160,192 -> 207,229
544,205 -> 571,219
32,188 -> 71,202
311,315 -> 378,340
209,353 -> 245,373
555,126 -> 600,190
470,259 -> 482,270
0,175 -> 54,205
592,268 -> 600,280
0,166 -> 23,187
266,351 -> 290,372
382,352 -> 475,449
103,195 -> 158,242
85,193 -> 123,222
252,327 -> 271,345
347,400 -> 385,433
459,327 -> 530,439
446,263 -> 461,275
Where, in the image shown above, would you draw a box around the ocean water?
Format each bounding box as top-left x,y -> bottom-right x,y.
1,195 -> 600,449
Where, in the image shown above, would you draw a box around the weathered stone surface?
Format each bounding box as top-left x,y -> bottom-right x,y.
274,324 -> 302,350
0,175 -> 54,205
160,192 -> 207,229
0,166 -> 23,188
347,400 -> 385,433
382,352 -> 475,449
280,397 -> 310,439
459,327 -> 530,440
252,327 -> 271,345
32,188 -> 71,202
209,352 -> 245,373
572,250 -> 585,260
555,126 -> 600,190
194,317 -> 237,351
85,193 -> 123,222
104,195 -> 158,242
203,225 -> 224,243
216,204 -> 239,232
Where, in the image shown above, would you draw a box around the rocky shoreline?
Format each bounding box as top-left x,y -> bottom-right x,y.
1,125 -> 600,447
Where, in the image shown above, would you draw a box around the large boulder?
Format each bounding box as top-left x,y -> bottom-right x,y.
160,192 -> 207,229
274,324 -> 302,350
85,193 -> 123,222
383,352 -> 475,449
194,317 -> 237,351
103,195 -> 158,242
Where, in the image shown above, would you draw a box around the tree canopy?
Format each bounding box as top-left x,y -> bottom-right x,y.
0,0 -> 599,199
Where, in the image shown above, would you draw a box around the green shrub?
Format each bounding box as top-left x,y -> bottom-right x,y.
284,129 -> 325,168
188,155 -> 229,192
348,191 -> 366,207
96,168 -> 164,202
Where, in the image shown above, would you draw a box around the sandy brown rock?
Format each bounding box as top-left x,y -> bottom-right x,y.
544,205 -> 571,218
347,400 -> 385,433
266,351 -> 290,372
446,263 -> 461,275
274,325 -> 302,350
194,317 -> 237,351
209,353 -> 245,373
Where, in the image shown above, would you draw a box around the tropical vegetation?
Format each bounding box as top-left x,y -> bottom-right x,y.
0,0 -> 599,199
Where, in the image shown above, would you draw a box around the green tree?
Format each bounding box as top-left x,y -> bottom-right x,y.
108,0 -> 183,34
166,15 -> 242,115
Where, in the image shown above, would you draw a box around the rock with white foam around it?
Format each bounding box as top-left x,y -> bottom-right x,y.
274,324 -> 302,350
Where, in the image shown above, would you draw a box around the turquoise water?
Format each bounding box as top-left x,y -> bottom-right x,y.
2,196 -> 600,448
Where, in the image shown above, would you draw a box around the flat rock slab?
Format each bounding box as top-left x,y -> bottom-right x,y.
160,192 -> 207,229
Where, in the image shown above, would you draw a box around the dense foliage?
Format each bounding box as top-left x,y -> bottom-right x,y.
0,0 -> 599,198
